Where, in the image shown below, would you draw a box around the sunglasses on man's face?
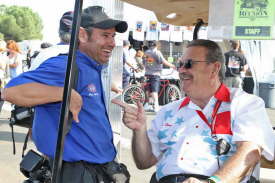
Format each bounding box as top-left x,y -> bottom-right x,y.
177,59 -> 208,70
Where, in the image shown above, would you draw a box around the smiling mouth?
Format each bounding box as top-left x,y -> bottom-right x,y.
102,49 -> 112,57
103,48 -> 112,52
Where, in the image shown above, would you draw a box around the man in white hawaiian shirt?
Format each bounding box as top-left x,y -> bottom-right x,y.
112,39 -> 275,183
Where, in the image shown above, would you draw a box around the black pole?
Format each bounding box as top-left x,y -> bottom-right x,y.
51,0 -> 83,182
193,18 -> 204,40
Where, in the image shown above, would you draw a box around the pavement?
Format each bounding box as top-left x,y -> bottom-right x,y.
0,102 -> 274,183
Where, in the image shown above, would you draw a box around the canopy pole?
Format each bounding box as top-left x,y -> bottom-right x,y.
51,0 -> 83,182
193,18 -> 204,40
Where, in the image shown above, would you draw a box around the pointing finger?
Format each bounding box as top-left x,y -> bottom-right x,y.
136,100 -> 144,111
72,111 -> 80,123
111,98 -> 128,108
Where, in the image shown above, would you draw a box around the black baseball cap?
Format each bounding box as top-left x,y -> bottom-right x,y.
59,11 -> 74,33
81,6 -> 128,33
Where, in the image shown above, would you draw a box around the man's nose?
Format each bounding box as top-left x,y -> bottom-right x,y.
108,37 -> 115,48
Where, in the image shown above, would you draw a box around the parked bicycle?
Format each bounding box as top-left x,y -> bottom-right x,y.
122,68 -> 183,106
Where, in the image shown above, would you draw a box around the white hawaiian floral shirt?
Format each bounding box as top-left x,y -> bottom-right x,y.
148,84 -> 275,182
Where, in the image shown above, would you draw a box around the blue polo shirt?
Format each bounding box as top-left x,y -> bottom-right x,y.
6,51 -> 116,163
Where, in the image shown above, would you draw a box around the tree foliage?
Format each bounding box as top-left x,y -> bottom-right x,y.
0,5 -> 43,41
0,33 -> 3,40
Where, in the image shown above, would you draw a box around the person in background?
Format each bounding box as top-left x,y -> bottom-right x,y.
112,39 -> 275,183
0,40 -> 8,112
143,41 -> 176,112
122,40 -> 137,89
0,40 -> 7,84
242,67 -> 255,94
31,42 -> 53,60
142,45 -> 149,52
6,40 -> 23,79
129,44 -> 137,63
3,6 -> 129,183
224,40 -> 248,88
40,42 -> 53,49
135,49 -> 145,72
29,11 -> 74,71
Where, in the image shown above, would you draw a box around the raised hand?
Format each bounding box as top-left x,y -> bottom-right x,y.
70,89 -> 83,122
111,99 -> 147,131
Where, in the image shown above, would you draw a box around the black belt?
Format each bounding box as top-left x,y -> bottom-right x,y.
48,159 -> 130,183
159,174 -> 209,183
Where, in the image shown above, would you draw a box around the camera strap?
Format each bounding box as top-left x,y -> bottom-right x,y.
10,123 -> 31,157
9,106 -> 34,156
10,123 -> 16,154
22,129 -> 31,157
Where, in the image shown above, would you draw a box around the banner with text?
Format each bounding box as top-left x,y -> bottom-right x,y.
233,0 -> 275,39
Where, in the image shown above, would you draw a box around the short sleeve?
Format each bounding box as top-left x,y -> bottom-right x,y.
6,56 -> 67,88
231,94 -> 275,161
156,50 -> 165,64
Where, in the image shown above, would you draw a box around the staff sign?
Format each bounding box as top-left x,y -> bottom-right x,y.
233,0 -> 275,39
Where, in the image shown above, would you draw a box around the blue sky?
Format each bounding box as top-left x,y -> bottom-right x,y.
1,0 -> 156,44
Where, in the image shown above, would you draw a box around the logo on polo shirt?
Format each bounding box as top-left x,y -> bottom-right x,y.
87,83 -> 99,97
88,84 -> 96,92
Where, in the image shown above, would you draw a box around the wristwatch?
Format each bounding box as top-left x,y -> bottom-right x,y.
207,176 -> 222,183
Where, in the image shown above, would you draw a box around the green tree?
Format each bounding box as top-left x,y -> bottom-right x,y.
0,33 -> 3,40
0,5 -> 43,41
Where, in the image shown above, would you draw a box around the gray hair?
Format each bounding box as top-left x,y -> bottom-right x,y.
59,27 -> 94,44
59,31 -> 71,44
187,39 -> 225,82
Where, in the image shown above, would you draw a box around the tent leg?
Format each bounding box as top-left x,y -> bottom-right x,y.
193,18 -> 204,40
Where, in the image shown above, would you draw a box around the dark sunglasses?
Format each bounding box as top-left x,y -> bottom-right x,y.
177,59 -> 208,69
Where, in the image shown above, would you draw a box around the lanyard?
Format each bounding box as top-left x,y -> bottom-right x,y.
196,100 -> 222,138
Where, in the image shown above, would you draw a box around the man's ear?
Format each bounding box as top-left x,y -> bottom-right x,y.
211,62 -> 221,77
78,27 -> 88,43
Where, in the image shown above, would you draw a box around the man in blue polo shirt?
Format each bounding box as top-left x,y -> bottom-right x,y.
3,6 -> 129,183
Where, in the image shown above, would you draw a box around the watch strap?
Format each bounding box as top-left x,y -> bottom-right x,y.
207,175 -> 222,183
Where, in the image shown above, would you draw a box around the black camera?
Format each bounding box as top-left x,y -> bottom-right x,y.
216,138 -> 231,155
20,150 -> 51,183
103,161 -> 130,183
10,105 -> 34,128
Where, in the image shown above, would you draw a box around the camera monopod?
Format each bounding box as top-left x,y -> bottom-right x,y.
51,0 -> 83,182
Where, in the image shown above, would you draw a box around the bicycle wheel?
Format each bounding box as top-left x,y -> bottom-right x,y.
164,84 -> 182,104
122,84 -> 146,104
